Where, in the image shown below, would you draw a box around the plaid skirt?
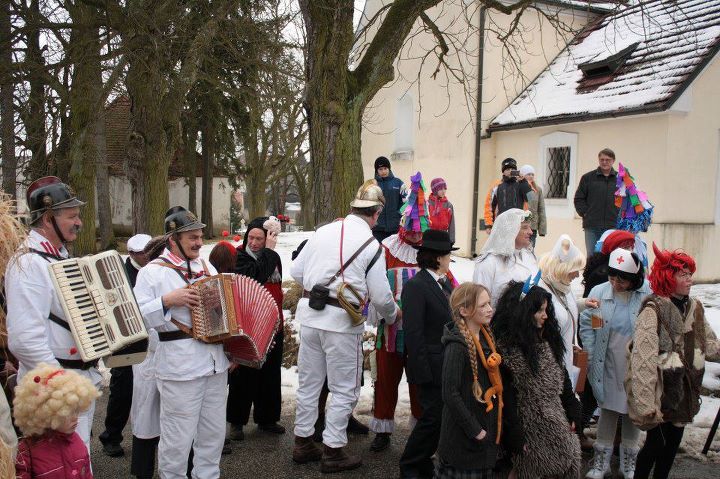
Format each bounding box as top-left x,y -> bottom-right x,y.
434,460 -> 494,479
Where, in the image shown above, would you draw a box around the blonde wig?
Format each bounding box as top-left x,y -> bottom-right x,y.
13,363 -> 100,437
539,234 -> 586,285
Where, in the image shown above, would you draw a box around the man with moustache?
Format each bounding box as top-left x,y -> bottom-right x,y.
5,176 -> 102,453
134,206 -> 229,479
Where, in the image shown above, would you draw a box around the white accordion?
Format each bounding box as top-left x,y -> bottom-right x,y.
48,250 -> 148,367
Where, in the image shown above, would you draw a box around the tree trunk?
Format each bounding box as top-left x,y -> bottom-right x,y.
200,125 -> 214,237
23,0 -> 47,181
95,101 -> 115,249
182,120 -> 197,213
0,0 -> 15,197
66,2 -> 104,254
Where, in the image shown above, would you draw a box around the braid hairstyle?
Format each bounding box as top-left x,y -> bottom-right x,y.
449,282 -> 489,403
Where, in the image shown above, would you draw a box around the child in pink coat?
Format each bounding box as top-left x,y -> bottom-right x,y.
13,363 -> 100,478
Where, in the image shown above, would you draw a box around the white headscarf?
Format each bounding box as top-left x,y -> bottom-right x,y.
478,208 -> 530,258
549,234 -> 583,264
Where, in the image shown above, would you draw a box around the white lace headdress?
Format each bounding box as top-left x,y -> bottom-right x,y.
478,208 -> 530,258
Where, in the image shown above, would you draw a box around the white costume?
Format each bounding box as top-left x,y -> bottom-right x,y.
473,209 -> 538,308
292,214 -> 398,448
134,249 -> 229,479
5,230 -> 101,451
131,330 -> 160,439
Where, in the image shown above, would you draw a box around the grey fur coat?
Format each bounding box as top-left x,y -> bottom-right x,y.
502,341 -> 581,479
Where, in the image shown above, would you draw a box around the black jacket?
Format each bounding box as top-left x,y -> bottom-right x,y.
438,323 -> 524,470
124,257 -> 140,288
402,269 -> 453,386
574,168 -> 619,230
235,246 -> 282,283
373,172 -> 405,233
492,177 -> 532,219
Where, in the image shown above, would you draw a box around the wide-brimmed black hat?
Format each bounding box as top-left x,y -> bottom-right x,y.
412,229 -> 459,253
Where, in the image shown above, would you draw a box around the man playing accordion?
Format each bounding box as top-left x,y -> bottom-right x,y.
133,206 -> 229,479
5,176 -> 101,453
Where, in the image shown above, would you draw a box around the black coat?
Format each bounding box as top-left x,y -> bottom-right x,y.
235,247 -> 282,283
573,168 -> 619,230
373,172 -> 405,233
124,257 -> 140,288
402,269 -> 453,386
438,323 -> 524,470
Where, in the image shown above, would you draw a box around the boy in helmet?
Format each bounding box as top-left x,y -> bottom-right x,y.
4,176 -> 100,452
133,206 -> 229,479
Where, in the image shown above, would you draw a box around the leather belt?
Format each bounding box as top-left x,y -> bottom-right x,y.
158,330 -> 193,342
303,290 -> 344,309
56,358 -> 99,370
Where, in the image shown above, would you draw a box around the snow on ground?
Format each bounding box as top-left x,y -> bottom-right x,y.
200,232 -> 720,457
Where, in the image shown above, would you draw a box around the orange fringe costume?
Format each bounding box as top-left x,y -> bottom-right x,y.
471,324 -> 504,444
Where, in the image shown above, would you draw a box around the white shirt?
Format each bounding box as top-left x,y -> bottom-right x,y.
291,214 -> 398,334
427,269 -> 445,290
5,230 -> 99,380
539,279 -> 580,384
473,249 -> 538,308
133,249 -> 229,381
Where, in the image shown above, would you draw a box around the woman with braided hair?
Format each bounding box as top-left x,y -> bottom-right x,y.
436,283 -> 523,478
492,281 -> 581,479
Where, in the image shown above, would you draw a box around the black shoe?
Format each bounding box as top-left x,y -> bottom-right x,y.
369,433 -> 390,452
313,415 -> 325,443
101,442 -> 124,457
222,440 -> 232,455
347,415 -> 369,435
228,424 -> 244,441
258,422 -> 286,434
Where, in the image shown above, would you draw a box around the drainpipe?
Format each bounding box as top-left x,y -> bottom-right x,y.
470,6 -> 486,258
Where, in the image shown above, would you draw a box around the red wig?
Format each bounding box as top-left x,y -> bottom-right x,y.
209,241 -> 238,273
600,230 -> 635,255
648,243 -> 696,297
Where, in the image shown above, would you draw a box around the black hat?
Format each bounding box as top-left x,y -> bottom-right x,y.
164,206 -> 206,234
412,229 -> 459,253
26,176 -> 85,224
243,216 -> 269,249
374,156 -> 391,172
501,157 -> 517,172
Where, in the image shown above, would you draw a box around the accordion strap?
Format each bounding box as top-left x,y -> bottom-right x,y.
48,312 -> 71,332
169,318 -> 194,337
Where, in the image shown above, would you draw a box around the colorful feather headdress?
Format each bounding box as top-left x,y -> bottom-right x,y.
520,270 -> 542,301
615,163 -> 653,233
399,171 -> 430,233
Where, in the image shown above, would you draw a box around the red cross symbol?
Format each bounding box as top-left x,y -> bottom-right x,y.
617,256 -> 625,264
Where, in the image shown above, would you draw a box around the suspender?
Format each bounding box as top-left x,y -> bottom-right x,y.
153,257 -> 210,285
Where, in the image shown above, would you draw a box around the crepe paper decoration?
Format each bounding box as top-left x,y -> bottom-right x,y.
399,171 -> 430,233
615,163 -> 654,233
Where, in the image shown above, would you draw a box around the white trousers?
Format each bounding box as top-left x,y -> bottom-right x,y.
294,326 -> 362,448
157,372 -> 228,479
77,397 -> 96,453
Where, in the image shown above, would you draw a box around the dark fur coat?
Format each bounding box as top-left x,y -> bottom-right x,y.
501,341 -> 581,479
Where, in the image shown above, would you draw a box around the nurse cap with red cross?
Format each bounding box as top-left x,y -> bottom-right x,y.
609,248 -> 640,274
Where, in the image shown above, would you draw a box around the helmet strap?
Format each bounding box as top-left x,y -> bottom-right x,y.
173,232 -> 192,277
50,213 -> 68,244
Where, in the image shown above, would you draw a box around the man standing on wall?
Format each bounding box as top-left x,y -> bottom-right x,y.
574,148 -> 620,255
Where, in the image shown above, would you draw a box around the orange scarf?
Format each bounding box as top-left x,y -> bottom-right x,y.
471,324 -> 504,444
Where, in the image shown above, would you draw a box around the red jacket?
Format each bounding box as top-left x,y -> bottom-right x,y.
15,432 -> 93,479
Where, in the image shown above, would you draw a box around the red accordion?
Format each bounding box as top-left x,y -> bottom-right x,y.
189,274 -> 280,368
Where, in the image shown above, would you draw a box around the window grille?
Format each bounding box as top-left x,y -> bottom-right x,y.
546,147 -> 570,198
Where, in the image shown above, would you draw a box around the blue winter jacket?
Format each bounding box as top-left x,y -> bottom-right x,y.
578,280 -> 651,404
373,172 -> 405,233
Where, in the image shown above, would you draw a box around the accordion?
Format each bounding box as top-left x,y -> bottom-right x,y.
48,250 -> 149,367
189,274 -> 280,368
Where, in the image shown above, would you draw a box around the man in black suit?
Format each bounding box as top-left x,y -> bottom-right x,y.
99,233 -> 151,457
399,230 -> 457,478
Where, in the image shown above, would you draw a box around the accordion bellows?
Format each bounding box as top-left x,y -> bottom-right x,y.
190,274 -> 280,368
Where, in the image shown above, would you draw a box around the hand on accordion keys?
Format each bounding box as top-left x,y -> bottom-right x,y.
162,287 -> 201,309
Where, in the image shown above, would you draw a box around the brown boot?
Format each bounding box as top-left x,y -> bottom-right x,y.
320,444 -> 362,473
293,435 -> 322,464
579,430 -> 594,452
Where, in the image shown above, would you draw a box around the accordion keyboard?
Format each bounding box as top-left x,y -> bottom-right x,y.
49,251 -> 148,362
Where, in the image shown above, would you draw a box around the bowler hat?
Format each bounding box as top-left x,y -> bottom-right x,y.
413,229 -> 459,253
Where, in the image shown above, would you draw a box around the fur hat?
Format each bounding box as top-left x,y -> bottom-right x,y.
430,177 -> 447,194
